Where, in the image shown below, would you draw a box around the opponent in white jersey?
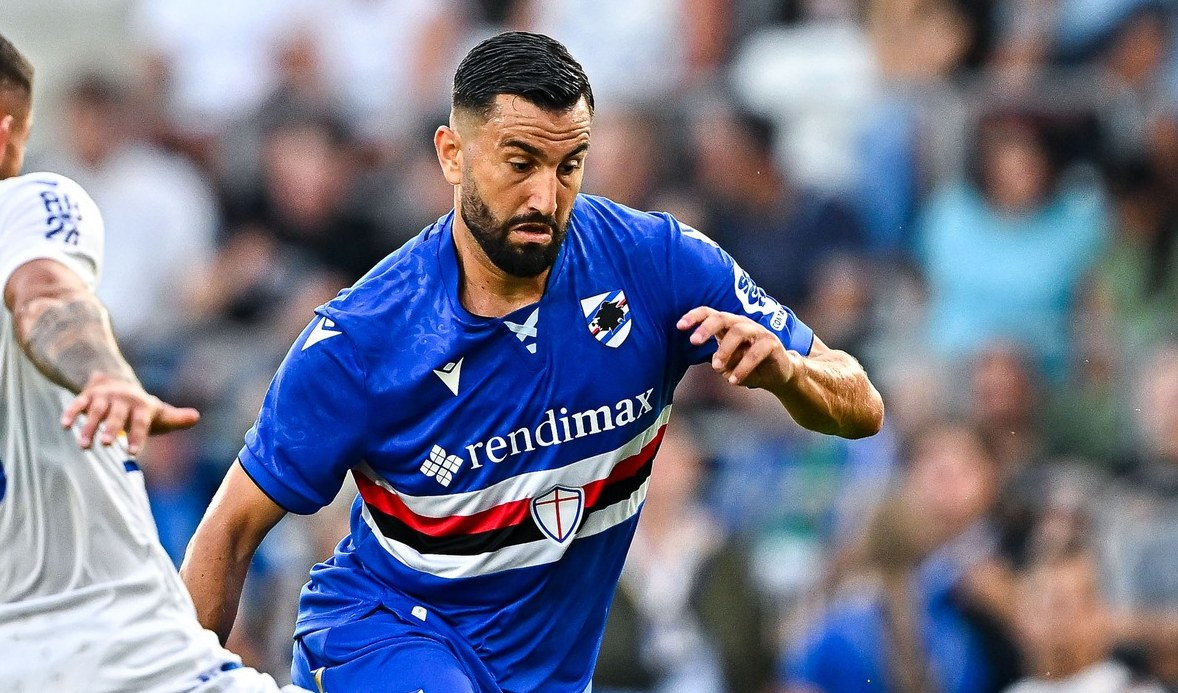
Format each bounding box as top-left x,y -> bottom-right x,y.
0,35 -> 305,693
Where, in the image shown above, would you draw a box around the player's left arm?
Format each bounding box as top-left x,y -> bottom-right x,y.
678,306 -> 883,439
0,169 -> 197,454
658,212 -> 882,439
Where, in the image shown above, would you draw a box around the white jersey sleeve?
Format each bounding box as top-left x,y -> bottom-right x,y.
0,172 -> 104,291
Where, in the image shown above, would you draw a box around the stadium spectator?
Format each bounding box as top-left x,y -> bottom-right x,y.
692,108 -> 866,308
918,113 -> 1109,377
130,0 -> 312,150
228,112 -> 385,283
863,0 -> 973,81
520,0 -> 730,109
782,422 -> 1019,693
1086,157 -> 1178,357
968,343 -> 1048,474
1005,544 -> 1165,693
295,0 -> 463,148
35,73 -> 218,368
190,112 -> 382,330
595,423 -> 774,693
581,108 -> 664,210
1096,344 -> 1178,611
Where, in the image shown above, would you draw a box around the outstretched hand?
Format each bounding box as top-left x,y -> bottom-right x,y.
61,373 -> 200,455
677,306 -> 798,390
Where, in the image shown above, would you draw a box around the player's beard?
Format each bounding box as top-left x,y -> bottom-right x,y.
460,178 -> 567,279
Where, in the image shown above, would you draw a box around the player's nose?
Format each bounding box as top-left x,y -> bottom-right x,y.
526,171 -> 559,217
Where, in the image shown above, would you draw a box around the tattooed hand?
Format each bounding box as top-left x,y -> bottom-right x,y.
6,259 -> 200,454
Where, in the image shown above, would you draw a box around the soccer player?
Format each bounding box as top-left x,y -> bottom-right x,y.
0,34 -> 304,692
182,32 -> 885,693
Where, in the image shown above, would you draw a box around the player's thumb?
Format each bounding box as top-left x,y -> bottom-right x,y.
150,404 -> 201,434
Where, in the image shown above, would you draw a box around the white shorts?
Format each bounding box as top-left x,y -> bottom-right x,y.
189,663 -> 309,693
0,588 -> 308,693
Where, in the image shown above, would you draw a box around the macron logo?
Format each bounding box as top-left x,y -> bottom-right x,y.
433,358 -> 463,396
303,317 -> 341,351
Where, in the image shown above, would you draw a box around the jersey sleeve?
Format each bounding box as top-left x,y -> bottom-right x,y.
661,215 -> 815,365
238,315 -> 369,515
0,173 -> 104,292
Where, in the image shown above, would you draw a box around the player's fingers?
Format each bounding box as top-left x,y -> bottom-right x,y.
676,306 -> 716,331
712,327 -> 752,371
78,395 -> 111,448
61,392 -> 91,429
689,312 -> 732,346
99,400 -> 131,446
150,405 -> 201,434
728,338 -> 778,385
717,340 -> 751,377
126,408 -> 153,456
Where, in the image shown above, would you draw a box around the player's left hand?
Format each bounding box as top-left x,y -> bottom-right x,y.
678,306 -> 799,390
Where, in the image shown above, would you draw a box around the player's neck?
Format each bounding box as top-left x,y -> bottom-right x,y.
452,218 -> 549,318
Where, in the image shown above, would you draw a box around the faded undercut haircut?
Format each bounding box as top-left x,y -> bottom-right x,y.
0,33 -> 33,103
452,32 -> 593,119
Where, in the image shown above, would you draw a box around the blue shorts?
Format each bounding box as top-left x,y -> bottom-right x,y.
292,604 -> 501,693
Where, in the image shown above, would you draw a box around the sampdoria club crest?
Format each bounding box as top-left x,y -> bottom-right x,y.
530,485 -> 585,544
580,290 -> 632,348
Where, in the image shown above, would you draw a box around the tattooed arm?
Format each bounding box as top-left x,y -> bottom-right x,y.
4,258 -> 199,453
9,260 -> 135,390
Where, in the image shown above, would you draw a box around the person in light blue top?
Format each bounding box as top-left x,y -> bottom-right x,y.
919,114 -> 1109,377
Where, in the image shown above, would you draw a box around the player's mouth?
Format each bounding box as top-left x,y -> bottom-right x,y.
510,223 -> 553,242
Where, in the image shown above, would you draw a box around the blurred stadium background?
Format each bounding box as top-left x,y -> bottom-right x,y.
4,0 -> 1178,691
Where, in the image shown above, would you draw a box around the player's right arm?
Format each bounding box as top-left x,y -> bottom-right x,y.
182,313 -> 369,642
180,460 -> 287,643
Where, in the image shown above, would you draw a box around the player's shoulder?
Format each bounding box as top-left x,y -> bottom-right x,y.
0,171 -> 92,207
572,194 -> 679,245
571,193 -> 721,265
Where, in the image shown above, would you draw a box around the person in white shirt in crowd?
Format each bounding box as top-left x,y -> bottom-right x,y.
37,73 -> 217,352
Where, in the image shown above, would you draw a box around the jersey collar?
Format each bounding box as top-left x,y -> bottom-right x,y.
436,208 -> 572,328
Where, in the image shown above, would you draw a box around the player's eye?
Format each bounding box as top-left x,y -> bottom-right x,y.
509,161 -> 531,173
560,160 -> 582,175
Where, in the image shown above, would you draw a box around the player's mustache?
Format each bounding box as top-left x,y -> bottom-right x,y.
504,213 -> 559,236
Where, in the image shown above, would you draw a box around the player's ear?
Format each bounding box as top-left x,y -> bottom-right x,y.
0,114 -> 12,158
435,125 -> 463,187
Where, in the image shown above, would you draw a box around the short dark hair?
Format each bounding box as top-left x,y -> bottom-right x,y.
0,33 -> 33,101
452,32 -> 593,118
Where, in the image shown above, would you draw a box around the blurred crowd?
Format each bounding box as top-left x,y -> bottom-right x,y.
10,0 -> 1178,690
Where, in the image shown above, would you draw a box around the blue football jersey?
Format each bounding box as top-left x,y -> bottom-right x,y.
239,194 -> 815,692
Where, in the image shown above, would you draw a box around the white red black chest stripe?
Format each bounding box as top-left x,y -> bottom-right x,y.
351,406 -> 671,579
